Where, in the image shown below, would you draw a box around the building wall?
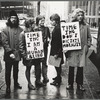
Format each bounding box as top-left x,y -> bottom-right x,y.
68,1 -> 100,26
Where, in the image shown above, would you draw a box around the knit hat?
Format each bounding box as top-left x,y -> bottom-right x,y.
50,14 -> 60,22
9,10 -> 18,17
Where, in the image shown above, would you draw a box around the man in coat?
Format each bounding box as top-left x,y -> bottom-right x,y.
1,10 -> 23,95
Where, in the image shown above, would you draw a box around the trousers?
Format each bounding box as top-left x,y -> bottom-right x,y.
5,61 -> 19,88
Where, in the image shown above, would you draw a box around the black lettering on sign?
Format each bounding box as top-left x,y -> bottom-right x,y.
27,43 -> 30,47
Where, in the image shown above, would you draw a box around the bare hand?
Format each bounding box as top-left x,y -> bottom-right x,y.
54,55 -> 58,59
10,53 -> 15,59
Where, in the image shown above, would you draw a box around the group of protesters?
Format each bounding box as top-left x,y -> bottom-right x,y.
0,7 -> 100,97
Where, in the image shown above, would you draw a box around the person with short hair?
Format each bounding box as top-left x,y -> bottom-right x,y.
35,15 -> 51,85
1,10 -> 23,94
49,14 -> 64,86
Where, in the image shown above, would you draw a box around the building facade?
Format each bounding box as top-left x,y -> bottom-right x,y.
68,1 -> 100,27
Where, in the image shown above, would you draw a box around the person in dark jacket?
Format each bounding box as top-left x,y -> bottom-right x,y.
1,10 -> 23,95
49,14 -> 64,86
96,22 -> 100,94
35,15 -> 51,85
19,18 -> 45,89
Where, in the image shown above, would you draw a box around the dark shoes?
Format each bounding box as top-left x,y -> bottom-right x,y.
66,85 -> 73,90
51,76 -> 62,86
14,83 -> 22,89
43,79 -> 49,85
6,87 -> 11,94
35,81 -> 45,87
52,76 -> 57,80
28,84 -> 35,90
77,84 -> 85,91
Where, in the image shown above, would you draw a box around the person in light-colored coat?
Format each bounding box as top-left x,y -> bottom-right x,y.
66,8 -> 92,91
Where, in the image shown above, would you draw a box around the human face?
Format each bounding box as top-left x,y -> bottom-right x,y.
50,20 -> 56,26
39,18 -> 45,27
10,16 -> 17,24
77,12 -> 84,23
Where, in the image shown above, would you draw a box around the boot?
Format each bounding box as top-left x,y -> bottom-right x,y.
77,84 -> 85,91
76,67 -> 85,91
14,83 -> 22,89
50,76 -> 61,86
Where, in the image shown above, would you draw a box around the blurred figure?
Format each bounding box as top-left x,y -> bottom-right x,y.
34,15 -> 51,85
49,14 -> 64,86
1,10 -> 23,95
66,8 -> 92,91
19,18 -> 44,89
96,22 -> 100,94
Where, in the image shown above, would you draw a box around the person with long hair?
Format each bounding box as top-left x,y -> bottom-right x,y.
66,8 -> 92,91
49,14 -> 64,86
1,10 -> 23,95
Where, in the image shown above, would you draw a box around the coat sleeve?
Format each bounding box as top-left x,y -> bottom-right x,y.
87,25 -> 92,47
1,28 -> 13,54
19,31 -> 27,59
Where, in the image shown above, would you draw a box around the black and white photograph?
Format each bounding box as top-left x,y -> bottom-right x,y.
0,0 -> 100,99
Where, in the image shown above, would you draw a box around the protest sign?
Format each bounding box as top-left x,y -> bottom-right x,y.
25,31 -> 44,59
61,22 -> 81,52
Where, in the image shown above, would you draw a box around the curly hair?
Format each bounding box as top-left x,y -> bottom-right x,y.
71,8 -> 85,22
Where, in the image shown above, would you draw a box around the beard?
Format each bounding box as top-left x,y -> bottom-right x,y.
10,21 -> 19,28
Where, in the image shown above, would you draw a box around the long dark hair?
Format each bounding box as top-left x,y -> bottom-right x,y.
6,17 -> 19,28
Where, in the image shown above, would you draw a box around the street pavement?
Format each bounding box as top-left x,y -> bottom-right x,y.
0,27 -> 100,99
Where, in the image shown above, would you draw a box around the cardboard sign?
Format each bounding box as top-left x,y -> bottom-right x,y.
61,22 -> 81,52
25,31 -> 44,59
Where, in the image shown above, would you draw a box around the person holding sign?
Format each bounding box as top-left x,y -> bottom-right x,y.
35,15 -> 51,85
49,14 -> 64,86
66,8 -> 92,91
19,19 -> 45,90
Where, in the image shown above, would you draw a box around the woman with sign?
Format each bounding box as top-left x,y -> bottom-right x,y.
19,19 -> 45,90
49,14 -> 64,86
66,8 -> 92,91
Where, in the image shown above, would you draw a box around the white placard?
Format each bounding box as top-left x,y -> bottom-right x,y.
25,31 -> 44,59
61,22 -> 81,52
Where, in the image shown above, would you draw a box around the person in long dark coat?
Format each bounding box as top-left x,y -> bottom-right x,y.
96,22 -> 100,94
49,14 -> 64,86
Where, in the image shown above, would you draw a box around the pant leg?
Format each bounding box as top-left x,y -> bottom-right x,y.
35,61 -> 41,82
76,67 -> 83,85
13,61 -> 19,85
42,48 -> 48,80
68,66 -> 74,85
5,62 -> 12,88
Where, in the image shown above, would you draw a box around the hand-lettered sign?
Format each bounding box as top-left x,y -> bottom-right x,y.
25,31 -> 44,59
61,22 -> 81,52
